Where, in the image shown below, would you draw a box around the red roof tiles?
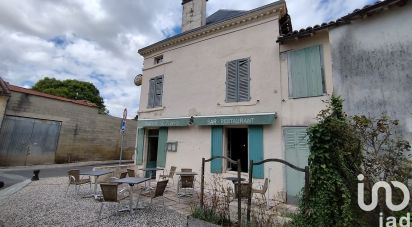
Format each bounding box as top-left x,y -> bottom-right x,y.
9,85 -> 98,108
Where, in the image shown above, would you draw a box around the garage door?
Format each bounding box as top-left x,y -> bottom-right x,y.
0,116 -> 61,166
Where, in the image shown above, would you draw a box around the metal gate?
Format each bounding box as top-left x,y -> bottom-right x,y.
0,116 -> 61,166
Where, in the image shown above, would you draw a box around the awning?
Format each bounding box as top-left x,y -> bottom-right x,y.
193,113 -> 276,126
137,117 -> 191,128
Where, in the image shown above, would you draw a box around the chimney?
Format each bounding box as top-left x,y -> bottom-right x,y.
182,0 -> 207,32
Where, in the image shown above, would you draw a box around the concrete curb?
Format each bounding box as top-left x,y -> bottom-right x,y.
0,160 -> 134,172
0,178 -> 31,203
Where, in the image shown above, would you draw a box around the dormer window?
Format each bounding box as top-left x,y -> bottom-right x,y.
154,55 -> 164,65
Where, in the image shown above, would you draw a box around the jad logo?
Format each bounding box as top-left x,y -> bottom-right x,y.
357,174 -> 411,227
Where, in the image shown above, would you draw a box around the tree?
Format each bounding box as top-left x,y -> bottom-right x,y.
32,77 -> 108,113
352,115 -> 412,223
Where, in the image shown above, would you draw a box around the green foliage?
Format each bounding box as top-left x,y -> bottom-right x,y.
32,77 -> 107,113
353,115 -> 412,222
291,96 -> 363,227
191,206 -> 232,226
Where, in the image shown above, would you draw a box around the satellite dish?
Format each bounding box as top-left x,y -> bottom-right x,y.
134,74 -> 142,86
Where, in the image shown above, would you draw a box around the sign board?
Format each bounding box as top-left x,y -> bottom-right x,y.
193,113 -> 276,126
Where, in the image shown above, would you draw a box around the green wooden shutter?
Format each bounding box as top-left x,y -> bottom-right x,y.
211,126 -> 223,173
148,78 -> 155,108
156,127 -> 168,167
226,60 -> 238,102
288,45 -> 323,98
305,46 -> 323,97
283,127 -> 309,204
238,59 -> 250,102
136,128 -> 145,165
249,126 -> 264,179
154,76 -> 163,107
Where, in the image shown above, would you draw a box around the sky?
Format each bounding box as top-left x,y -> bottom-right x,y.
0,0 -> 374,118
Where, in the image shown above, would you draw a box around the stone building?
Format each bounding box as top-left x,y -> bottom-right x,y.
0,78 -> 137,166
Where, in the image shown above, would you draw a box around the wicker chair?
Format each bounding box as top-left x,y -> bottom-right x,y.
66,169 -> 91,195
159,166 -> 176,186
233,182 -> 251,199
98,183 -> 128,220
142,180 -> 169,207
127,169 -> 136,177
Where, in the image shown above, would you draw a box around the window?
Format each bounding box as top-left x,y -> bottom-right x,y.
154,55 -> 163,64
226,58 -> 251,102
148,75 -> 163,108
288,45 -> 325,98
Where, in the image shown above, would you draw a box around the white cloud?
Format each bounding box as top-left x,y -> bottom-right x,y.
0,0 -> 373,118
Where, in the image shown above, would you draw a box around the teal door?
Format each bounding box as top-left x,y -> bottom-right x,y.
146,129 -> 159,178
283,127 -> 309,204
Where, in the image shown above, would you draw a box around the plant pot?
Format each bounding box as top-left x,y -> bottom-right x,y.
187,216 -> 222,227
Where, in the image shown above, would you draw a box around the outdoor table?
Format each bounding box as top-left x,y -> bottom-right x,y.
175,172 -> 198,197
139,167 -> 164,189
223,176 -> 246,183
113,177 -> 150,213
80,169 -> 113,199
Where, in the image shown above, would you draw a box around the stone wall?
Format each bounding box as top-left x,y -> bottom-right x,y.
5,91 -> 137,163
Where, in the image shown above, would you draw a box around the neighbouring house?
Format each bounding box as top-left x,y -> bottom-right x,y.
278,0 -> 412,143
136,0 -> 333,203
0,78 -> 137,166
0,78 -> 11,128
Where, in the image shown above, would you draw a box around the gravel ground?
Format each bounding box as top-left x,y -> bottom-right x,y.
0,177 -> 187,227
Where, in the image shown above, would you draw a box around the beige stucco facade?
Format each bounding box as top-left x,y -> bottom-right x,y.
136,2 -> 333,202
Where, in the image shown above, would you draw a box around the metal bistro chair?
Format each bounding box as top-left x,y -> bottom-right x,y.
98,183 -> 128,221
142,180 -> 169,207
252,178 -> 269,202
159,166 -> 177,186
66,169 -> 91,195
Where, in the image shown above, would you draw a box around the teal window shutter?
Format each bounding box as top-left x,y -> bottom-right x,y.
248,126 -> 264,179
211,126 -> 223,173
283,127 -> 310,203
226,58 -> 251,102
156,127 -> 168,167
226,60 -> 238,102
154,76 -> 163,107
288,45 -> 324,98
136,128 -> 144,165
148,78 -> 155,108
238,59 -> 250,102
148,75 -> 163,108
